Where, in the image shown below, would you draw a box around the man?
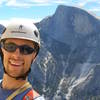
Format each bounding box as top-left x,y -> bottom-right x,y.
0,21 -> 45,100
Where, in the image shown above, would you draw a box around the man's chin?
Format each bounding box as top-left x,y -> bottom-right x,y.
6,73 -> 24,78
3,67 -> 31,80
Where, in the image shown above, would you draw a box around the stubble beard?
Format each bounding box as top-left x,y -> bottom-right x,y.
3,64 -> 31,80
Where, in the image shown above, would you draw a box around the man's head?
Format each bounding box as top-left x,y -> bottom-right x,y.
0,21 -> 40,80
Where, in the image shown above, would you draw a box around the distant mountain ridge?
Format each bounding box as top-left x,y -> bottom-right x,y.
36,5 -> 100,100
37,5 -> 100,46
0,5 -> 100,100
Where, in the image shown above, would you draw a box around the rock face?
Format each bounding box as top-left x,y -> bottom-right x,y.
35,5 -> 100,100
0,5 -> 100,100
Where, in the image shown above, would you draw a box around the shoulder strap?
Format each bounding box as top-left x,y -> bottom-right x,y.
23,89 -> 34,100
23,89 -> 40,100
6,82 -> 32,100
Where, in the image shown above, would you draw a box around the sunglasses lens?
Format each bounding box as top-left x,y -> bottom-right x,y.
20,45 -> 35,55
4,43 -> 17,52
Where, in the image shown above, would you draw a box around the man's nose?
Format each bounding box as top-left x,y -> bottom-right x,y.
12,48 -> 22,59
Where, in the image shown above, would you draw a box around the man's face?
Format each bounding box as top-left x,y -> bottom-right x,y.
1,38 -> 36,78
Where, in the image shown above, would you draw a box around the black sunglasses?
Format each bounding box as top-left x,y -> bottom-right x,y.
1,42 -> 35,55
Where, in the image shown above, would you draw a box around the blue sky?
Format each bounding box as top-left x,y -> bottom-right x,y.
0,0 -> 100,24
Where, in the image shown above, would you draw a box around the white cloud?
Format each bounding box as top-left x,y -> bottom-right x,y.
74,0 -> 90,7
0,0 -> 7,5
31,0 -> 49,3
0,19 -> 9,26
0,0 -> 69,7
88,7 -> 100,12
0,0 -> 100,18
78,0 -> 100,7
0,0 -> 99,8
76,2 -> 86,7
5,0 -> 32,7
0,18 -> 42,27
52,0 -> 67,4
11,17 -> 42,23
3,0 -> 52,7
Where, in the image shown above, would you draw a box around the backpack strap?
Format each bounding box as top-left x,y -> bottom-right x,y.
23,88 -> 40,100
23,89 -> 34,100
6,82 -> 32,100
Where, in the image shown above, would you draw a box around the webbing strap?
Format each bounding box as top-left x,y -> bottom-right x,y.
6,82 -> 32,100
